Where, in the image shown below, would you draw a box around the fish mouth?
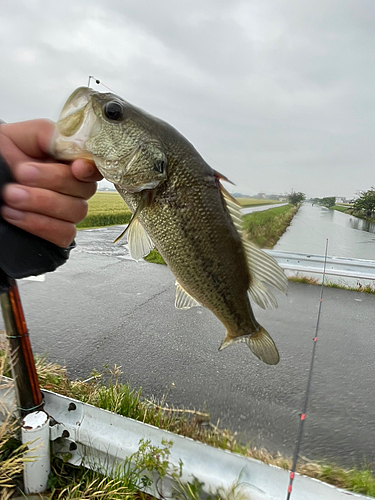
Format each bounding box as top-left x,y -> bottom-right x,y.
57,87 -> 95,136
50,87 -> 101,161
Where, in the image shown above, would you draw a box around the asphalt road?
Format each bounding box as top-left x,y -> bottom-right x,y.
1,225 -> 374,469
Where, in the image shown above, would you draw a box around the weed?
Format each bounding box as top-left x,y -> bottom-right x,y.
144,249 -> 166,265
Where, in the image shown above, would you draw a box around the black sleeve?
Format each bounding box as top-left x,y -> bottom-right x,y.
0,152 -> 75,292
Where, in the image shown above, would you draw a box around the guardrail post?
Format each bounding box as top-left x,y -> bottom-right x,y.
22,411 -> 51,494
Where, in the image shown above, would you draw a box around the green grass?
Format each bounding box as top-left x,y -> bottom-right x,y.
144,249 -> 166,265
332,205 -> 351,214
242,204 -> 299,248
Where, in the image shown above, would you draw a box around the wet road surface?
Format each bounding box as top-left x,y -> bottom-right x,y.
1,225 -> 374,469
241,203 -> 287,214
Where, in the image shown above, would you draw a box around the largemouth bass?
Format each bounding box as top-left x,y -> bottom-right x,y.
51,87 -> 287,365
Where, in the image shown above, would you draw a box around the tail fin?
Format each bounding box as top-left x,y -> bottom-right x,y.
246,327 -> 279,365
219,326 -> 279,365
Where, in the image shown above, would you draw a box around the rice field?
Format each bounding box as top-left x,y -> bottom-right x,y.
236,198 -> 283,208
77,191 -> 131,229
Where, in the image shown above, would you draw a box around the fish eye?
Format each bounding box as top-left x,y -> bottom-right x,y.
154,160 -> 166,174
104,101 -> 124,121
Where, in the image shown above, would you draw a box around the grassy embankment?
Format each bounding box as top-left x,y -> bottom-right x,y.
242,203 -> 298,248
332,204 -> 352,214
1,353 -> 374,498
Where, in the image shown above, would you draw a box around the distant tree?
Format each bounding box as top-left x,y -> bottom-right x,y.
320,197 -> 336,208
353,188 -> 375,217
288,192 -> 306,205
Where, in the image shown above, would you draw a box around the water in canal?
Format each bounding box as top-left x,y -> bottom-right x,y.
275,203 -> 375,261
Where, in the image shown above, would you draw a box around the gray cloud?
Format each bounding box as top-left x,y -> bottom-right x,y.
1,0 -> 374,198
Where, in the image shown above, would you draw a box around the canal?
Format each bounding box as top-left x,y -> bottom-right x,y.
275,203 -> 375,260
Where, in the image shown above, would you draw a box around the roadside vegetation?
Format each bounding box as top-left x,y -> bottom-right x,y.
1,352 -> 374,498
288,275 -> 375,294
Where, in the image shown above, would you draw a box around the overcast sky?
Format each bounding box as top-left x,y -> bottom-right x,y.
1,0 -> 374,198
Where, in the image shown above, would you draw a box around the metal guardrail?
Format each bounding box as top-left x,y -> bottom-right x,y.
265,250 -> 375,280
0,380 -> 372,500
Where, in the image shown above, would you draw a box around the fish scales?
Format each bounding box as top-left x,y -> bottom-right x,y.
117,161 -> 254,332
51,86 -> 288,365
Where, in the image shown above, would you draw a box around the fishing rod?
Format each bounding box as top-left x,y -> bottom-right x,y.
286,238 -> 329,500
0,275 -> 43,415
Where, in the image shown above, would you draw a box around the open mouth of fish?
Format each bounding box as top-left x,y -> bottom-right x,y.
51,87 -> 101,162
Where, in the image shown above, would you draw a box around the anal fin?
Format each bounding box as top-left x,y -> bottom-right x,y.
175,282 -> 201,309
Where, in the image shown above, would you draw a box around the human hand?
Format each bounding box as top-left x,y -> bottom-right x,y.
0,119 -> 102,247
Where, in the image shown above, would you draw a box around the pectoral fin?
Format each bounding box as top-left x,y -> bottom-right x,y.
113,191 -> 152,244
127,218 -> 153,260
113,190 -> 155,260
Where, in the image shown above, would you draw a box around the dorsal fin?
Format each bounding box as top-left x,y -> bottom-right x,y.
213,170 -> 235,185
220,184 -> 244,233
218,180 -> 288,309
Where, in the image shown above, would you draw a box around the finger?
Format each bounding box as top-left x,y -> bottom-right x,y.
71,159 -> 103,182
0,119 -> 55,161
1,184 -> 88,224
0,206 -> 77,248
10,162 -> 98,200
